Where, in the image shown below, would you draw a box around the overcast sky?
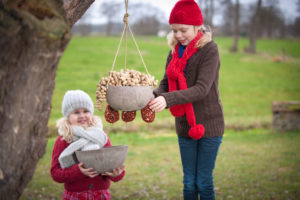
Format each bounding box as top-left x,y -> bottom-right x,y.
85,0 -> 298,25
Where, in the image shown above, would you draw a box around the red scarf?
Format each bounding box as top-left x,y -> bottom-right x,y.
166,32 -> 205,140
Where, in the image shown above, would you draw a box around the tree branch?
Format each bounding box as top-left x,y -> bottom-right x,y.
63,0 -> 95,25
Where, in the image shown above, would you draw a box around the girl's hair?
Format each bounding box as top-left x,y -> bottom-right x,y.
167,25 -> 212,51
56,115 -> 101,143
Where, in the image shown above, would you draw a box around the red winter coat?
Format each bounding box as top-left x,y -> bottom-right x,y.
50,135 -> 125,192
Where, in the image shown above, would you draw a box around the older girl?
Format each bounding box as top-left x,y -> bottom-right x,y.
150,0 -> 224,199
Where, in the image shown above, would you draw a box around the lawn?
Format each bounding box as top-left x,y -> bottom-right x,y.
21,36 -> 300,199
21,130 -> 300,200
49,36 -> 300,130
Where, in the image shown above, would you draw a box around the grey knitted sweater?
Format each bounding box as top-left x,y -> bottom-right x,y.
154,41 -> 225,138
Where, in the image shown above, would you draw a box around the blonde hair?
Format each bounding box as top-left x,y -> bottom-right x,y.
167,25 -> 212,51
56,115 -> 102,143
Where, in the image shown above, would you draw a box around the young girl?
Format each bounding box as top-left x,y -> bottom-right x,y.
149,0 -> 224,199
50,90 -> 125,200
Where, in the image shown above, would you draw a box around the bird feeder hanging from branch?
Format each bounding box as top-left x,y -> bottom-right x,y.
96,0 -> 158,124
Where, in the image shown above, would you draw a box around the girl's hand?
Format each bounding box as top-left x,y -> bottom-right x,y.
149,96 -> 167,112
102,165 -> 125,178
78,163 -> 99,178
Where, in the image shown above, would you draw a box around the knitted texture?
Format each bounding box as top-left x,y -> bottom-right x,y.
51,136 -> 125,192
166,32 -> 205,140
58,124 -> 108,169
62,90 -> 94,117
63,189 -> 110,200
153,41 -> 224,138
169,0 -> 203,25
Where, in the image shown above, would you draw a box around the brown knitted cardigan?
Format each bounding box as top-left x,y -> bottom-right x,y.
153,41 -> 225,138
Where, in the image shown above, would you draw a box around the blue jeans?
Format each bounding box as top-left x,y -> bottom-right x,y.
178,136 -> 223,200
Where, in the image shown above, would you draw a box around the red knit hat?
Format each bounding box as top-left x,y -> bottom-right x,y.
169,0 -> 203,25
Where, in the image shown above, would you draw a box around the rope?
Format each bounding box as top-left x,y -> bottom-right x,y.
108,25 -> 126,88
108,0 -> 150,87
123,0 -> 129,70
128,25 -> 149,75
111,25 -> 126,71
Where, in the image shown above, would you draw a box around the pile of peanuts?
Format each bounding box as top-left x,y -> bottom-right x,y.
96,69 -> 158,110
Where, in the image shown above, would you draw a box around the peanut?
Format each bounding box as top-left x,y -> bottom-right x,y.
96,69 -> 158,110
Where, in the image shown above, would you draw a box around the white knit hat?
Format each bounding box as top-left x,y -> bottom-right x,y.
62,90 -> 94,117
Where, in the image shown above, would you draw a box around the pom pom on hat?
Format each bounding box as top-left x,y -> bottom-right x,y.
169,0 -> 203,26
62,90 -> 94,117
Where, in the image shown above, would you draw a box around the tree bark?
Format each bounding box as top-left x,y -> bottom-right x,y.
209,0 -> 214,28
248,0 -> 262,54
0,0 -> 94,199
106,21 -> 113,36
231,0 -> 240,52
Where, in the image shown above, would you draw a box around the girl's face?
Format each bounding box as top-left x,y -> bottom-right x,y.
68,108 -> 91,127
171,24 -> 200,46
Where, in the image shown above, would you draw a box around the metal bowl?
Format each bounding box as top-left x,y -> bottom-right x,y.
106,86 -> 153,111
75,145 -> 128,174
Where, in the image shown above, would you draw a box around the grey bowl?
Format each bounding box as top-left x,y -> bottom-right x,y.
106,86 -> 153,111
75,145 -> 128,174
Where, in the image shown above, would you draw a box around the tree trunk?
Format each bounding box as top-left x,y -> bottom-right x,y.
231,0 -> 240,52
248,0 -> 262,54
106,21 -> 113,36
204,0 -> 209,25
209,0 -> 214,28
0,0 -> 94,199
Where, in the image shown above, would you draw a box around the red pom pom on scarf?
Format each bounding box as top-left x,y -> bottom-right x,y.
188,124 -> 205,140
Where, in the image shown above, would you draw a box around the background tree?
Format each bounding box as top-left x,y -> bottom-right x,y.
133,16 -> 160,36
198,0 -> 215,28
0,0 -> 94,199
75,9 -> 93,36
248,0 -> 262,54
99,1 -> 122,36
130,3 -> 165,36
259,1 -> 285,38
231,0 -> 240,52
293,0 -> 300,36
219,0 -> 234,36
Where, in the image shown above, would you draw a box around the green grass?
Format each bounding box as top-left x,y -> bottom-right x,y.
49,36 -> 300,129
21,36 -> 300,199
21,130 -> 300,200
215,37 -> 300,127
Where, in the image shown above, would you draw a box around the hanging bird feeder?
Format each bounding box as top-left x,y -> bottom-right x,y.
96,0 -> 157,123
106,86 -> 153,111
